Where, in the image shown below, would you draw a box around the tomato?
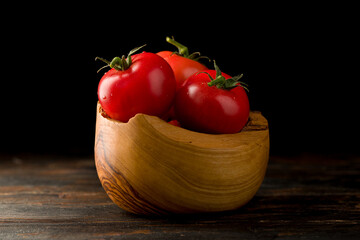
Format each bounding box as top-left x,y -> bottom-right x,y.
157,37 -> 209,90
96,46 -> 176,122
168,119 -> 181,127
157,51 -> 208,90
174,62 -> 249,134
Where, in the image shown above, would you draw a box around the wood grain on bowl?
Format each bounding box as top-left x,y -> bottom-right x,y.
94,103 -> 269,215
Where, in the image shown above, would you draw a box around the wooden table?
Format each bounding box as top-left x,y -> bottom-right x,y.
0,154 -> 359,239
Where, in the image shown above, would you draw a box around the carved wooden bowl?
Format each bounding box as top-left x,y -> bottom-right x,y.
94,102 -> 269,215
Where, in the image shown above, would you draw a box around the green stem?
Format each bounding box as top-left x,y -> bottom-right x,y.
166,36 -> 189,57
205,61 -> 249,91
95,44 -> 146,72
208,75 -> 226,87
109,57 -> 123,71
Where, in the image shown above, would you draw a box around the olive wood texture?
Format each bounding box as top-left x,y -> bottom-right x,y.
94,103 -> 269,215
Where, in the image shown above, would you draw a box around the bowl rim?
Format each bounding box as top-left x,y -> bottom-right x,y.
96,102 -> 269,150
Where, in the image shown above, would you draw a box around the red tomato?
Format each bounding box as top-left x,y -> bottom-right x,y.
97,49 -> 176,122
157,37 -> 208,90
168,119 -> 181,127
174,63 -> 249,134
157,51 -> 208,90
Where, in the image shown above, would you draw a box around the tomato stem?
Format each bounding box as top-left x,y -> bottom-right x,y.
202,61 -> 249,91
166,36 -> 189,57
95,44 -> 146,72
166,36 -> 211,62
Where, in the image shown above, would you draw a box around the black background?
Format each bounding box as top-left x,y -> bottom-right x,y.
1,4 -> 357,156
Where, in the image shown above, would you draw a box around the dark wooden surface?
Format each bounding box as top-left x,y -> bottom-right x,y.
0,154 -> 359,240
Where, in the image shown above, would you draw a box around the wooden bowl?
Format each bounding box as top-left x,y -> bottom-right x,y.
94,102 -> 269,215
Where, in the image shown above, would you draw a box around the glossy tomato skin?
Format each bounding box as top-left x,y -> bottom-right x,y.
157,51 -> 208,90
98,52 -> 176,122
174,70 -> 249,134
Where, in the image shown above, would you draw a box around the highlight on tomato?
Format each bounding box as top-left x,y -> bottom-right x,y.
96,45 -> 176,122
174,61 -> 250,134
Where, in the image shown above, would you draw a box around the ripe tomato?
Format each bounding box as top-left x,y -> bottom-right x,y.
174,62 -> 249,134
157,51 -> 208,90
168,119 -> 181,127
97,46 -> 176,122
157,37 -> 208,90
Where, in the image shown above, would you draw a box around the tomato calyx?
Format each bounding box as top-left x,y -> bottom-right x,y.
95,44 -> 146,73
166,36 -> 210,62
198,61 -> 249,91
